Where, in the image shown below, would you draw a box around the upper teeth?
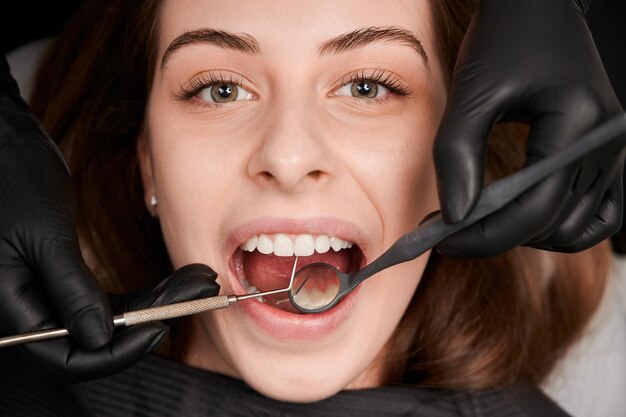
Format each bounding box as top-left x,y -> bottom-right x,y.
241,234 -> 353,257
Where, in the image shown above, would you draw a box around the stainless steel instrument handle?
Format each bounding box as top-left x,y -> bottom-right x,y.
0,294 -> 233,348
120,294 -> 232,325
0,328 -> 71,348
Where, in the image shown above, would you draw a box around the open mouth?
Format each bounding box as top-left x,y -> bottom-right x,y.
232,233 -> 364,314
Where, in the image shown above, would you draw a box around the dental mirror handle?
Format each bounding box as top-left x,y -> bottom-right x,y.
351,113 -> 626,286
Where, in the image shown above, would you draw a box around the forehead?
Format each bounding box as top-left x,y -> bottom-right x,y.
157,0 -> 434,57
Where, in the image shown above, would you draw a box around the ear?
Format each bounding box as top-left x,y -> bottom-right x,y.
137,131 -> 157,217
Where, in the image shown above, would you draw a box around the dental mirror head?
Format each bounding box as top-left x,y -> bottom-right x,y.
288,263 -> 343,313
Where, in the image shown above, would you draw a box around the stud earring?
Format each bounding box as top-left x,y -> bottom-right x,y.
148,195 -> 158,217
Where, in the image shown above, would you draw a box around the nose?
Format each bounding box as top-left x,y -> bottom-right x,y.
248,101 -> 333,192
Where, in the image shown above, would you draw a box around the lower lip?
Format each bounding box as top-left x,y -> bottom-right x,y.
227,261 -> 360,342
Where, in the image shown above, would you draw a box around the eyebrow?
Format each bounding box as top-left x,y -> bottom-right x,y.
161,26 -> 428,69
318,26 -> 428,67
161,28 -> 261,68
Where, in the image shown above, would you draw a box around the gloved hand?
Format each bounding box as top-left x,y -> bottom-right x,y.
0,55 -> 219,381
434,0 -> 625,257
1,263 -> 219,382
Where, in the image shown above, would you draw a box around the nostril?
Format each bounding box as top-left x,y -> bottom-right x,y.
308,170 -> 323,179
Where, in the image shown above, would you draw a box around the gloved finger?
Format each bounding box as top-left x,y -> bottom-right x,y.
433,80 -> 505,223
437,166 -> 576,258
33,227 -> 113,350
530,158 -> 623,247
109,264 -> 220,314
437,101 -> 618,258
519,103 -> 624,245
538,175 -> 624,253
0,264 -> 217,382
23,322 -> 168,383
0,264 -> 57,335
524,163 -> 597,245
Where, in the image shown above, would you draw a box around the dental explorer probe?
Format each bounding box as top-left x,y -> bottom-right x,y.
0,258 -> 299,348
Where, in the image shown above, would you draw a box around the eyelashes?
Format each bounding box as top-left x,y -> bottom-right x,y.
174,71 -> 250,102
173,67 -> 412,107
336,68 -> 411,98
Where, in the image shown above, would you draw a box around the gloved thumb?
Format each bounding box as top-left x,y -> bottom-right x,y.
108,263 -> 220,316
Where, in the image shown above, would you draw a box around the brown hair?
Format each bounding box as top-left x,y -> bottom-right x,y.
30,0 -> 609,390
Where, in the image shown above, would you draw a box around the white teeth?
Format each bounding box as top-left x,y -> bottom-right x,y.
241,235 -> 257,252
240,277 -> 258,293
240,233 -> 354,257
294,235 -> 315,256
314,235 -> 330,253
291,282 -> 340,309
274,234 -> 294,256
329,236 -> 343,252
257,234 -> 274,255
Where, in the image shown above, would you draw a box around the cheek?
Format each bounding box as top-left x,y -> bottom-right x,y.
145,102 -> 248,266
345,252 -> 428,387
360,261 -> 419,329
343,103 -> 441,235
386,97 -> 444,226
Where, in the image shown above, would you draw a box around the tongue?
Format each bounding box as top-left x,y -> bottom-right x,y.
242,250 -> 351,292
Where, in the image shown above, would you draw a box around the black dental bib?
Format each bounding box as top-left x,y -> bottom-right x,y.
0,348 -> 571,417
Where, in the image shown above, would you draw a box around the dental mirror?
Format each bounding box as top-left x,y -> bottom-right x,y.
290,263 -> 342,311
288,113 -> 626,314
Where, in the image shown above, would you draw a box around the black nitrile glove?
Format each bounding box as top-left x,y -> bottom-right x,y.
0,54 -> 115,345
0,55 -> 219,380
1,263 -> 219,382
434,0 -> 625,257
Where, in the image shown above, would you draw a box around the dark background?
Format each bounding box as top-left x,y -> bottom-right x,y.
586,1 -> 626,107
1,1 -> 82,55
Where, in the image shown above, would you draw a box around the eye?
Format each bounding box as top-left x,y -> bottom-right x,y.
173,71 -> 256,106
335,80 -> 389,99
331,69 -> 411,102
198,83 -> 254,103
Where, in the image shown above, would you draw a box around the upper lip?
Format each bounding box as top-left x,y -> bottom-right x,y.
225,217 -> 370,264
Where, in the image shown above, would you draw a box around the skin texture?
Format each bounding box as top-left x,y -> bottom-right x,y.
139,0 -> 446,402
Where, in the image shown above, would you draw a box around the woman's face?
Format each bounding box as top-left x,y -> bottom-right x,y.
140,0 -> 446,402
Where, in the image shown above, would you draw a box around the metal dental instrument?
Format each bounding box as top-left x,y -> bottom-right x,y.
289,113 -> 626,314
0,257 -> 300,348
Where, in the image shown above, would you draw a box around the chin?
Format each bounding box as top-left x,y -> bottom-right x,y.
184,216 -> 423,403
242,366 -> 353,403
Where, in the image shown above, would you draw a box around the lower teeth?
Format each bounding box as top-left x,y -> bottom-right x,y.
238,276 -> 297,311
240,277 -> 258,294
